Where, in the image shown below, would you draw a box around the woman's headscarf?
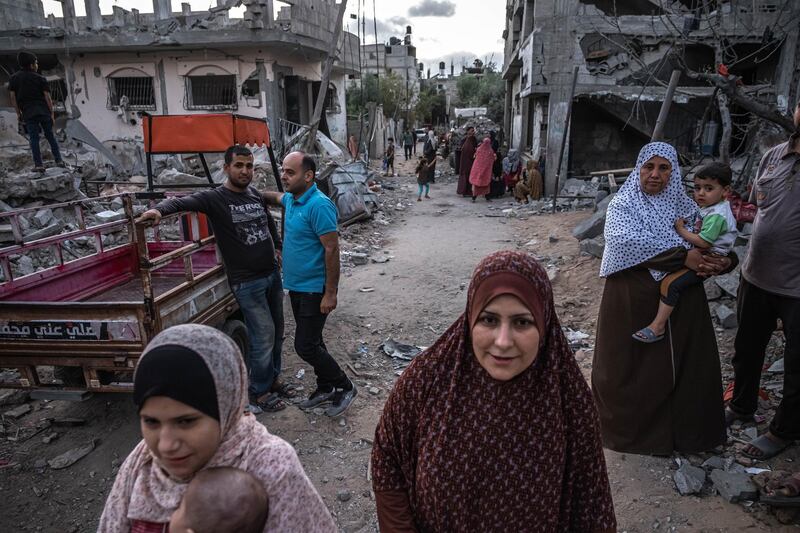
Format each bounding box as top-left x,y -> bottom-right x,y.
99,324 -> 335,533
600,142 -> 698,280
468,138 -> 495,188
372,251 -> 615,531
502,149 -> 521,174
426,130 -> 437,148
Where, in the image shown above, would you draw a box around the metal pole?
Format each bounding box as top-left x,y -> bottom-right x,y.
651,69 -> 682,141
551,66 -> 579,213
305,0 -> 349,152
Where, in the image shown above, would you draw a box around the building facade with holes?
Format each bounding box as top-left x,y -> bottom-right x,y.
0,0 -> 359,154
501,0 -> 800,194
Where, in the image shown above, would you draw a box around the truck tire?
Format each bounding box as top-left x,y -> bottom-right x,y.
54,366 -> 86,388
221,319 -> 249,358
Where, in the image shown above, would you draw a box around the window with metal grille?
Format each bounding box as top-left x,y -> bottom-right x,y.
185,75 -> 238,110
47,79 -> 67,103
107,77 -> 156,110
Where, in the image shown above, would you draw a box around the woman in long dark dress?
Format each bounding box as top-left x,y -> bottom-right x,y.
457,129 -> 477,196
372,251 -> 616,532
591,142 -> 736,455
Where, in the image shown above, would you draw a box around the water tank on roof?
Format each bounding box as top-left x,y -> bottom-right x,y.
389,37 -> 401,46
406,25 -> 412,35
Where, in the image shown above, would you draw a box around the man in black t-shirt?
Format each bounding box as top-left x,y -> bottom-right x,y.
139,145 -> 291,414
8,51 -> 64,172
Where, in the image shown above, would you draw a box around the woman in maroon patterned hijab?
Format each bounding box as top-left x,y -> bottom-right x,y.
371,251 -> 615,532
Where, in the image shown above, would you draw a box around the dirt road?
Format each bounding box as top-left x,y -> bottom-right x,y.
0,158 -> 792,532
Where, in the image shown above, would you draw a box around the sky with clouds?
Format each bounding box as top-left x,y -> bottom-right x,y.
41,0 -> 506,70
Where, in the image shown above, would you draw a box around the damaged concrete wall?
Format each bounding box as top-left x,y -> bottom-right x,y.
0,0 -> 44,30
503,0 -> 800,191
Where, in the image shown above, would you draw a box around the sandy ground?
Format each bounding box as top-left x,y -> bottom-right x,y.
0,156 -> 797,532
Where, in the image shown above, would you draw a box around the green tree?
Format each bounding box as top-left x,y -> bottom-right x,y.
347,73 -> 413,119
415,86 -> 447,124
454,67 -> 505,123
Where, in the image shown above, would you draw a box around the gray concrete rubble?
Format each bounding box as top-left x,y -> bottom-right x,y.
674,462 -> 706,496
710,469 -> 759,503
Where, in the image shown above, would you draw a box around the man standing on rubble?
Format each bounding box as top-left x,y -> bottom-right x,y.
9,51 -> 65,172
262,151 -> 357,417
726,100 -> 800,460
138,145 -> 290,414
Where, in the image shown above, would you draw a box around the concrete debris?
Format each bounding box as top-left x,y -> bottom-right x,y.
41,432 -> 59,444
560,178 -> 600,199
380,339 -> 422,366
572,210 -> 606,241
337,489 -> 352,502
716,305 -> 738,329
157,168 -> 211,187
95,210 -> 126,224
48,440 -> 97,470
704,278 -> 722,301
580,235 -> 605,258
24,221 -> 64,243
350,253 -> 369,266
0,389 -> 30,406
709,469 -> 758,503
714,270 -> 740,299
3,403 -> 32,419
768,358 -> 785,373
674,463 -> 706,496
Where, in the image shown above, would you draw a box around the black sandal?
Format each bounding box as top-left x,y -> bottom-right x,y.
258,392 -> 287,413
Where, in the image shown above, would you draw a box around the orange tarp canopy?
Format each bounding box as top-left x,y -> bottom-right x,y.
143,114 -> 271,153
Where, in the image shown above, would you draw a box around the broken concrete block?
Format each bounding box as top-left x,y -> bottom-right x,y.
572,210 -> 606,240
32,208 -> 54,229
0,389 -> 30,406
674,462 -> 706,495
0,224 -> 14,243
710,469 -> 758,502
24,221 -> 63,242
594,190 -> 609,210
15,255 -> 35,276
714,270 -> 740,298
580,236 -> 605,258
716,304 -> 738,329
95,210 -> 126,224
4,403 -> 32,419
350,253 -> 369,265
48,440 -> 96,469
157,168 -> 209,187
704,278 -> 722,301
702,456 -> 727,470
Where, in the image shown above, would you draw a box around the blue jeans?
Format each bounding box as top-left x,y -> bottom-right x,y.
25,117 -> 62,167
231,271 -> 284,398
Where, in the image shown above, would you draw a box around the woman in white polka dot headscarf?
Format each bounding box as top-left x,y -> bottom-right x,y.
591,141 -> 738,456
600,141 -> 698,280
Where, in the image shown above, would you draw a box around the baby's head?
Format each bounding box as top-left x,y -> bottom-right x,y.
170,467 -> 268,533
693,162 -> 731,208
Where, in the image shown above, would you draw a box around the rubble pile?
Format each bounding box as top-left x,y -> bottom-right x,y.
454,116 -> 501,138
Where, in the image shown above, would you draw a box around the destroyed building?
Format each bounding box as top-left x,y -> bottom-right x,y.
0,0 -> 359,161
502,0 -> 800,193
360,25 -> 421,103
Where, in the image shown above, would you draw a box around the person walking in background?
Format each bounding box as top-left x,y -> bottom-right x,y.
469,138 -> 496,202
384,138 -> 396,177
348,135 -> 358,162
262,152 -> 357,417
403,130 -> 414,161
138,145 -> 289,414
423,130 -> 437,183
9,51 -> 64,172
457,127 -> 477,197
502,149 -> 522,192
415,155 -> 434,201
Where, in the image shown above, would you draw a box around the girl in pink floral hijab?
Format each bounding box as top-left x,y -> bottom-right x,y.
98,324 -> 335,533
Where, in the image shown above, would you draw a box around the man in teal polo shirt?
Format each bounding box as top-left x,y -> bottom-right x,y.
263,151 -> 356,417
